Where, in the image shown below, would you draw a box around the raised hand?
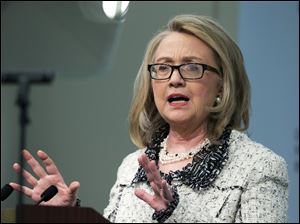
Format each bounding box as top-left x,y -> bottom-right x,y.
134,153 -> 173,211
10,149 -> 80,206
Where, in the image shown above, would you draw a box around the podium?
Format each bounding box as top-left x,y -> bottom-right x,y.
1,204 -> 110,223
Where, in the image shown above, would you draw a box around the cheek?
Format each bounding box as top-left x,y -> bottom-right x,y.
198,78 -> 221,103
200,91 -> 215,105
192,86 -> 218,108
152,82 -> 165,103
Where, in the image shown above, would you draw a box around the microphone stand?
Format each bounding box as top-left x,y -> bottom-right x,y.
16,76 -> 31,222
2,72 -> 54,222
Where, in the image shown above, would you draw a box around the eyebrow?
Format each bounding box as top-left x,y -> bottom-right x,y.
155,56 -> 204,63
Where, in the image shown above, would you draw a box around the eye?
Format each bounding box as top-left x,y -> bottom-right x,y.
185,64 -> 202,72
157,65 -> 170,73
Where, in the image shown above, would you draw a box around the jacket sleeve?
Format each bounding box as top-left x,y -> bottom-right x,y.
239,152 -> 289,223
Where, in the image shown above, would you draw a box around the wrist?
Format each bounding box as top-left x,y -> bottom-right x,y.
152,187 -> 179,223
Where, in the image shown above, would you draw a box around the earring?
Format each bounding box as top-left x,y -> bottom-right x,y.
215,96 -> 221,105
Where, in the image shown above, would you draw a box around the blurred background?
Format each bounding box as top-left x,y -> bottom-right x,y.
1,1 -> 298,223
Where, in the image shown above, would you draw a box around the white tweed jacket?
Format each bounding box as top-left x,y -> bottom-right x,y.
103,130 -> 288,223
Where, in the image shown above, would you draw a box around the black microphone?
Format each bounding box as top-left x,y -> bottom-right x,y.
36,185 -> 58,205
1,184 -> 14,201
1,71 -> 54,84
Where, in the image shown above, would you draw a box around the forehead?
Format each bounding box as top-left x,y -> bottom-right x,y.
154,32 -> 215,62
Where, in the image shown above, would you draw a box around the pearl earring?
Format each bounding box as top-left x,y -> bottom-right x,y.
215,96 -> 221,104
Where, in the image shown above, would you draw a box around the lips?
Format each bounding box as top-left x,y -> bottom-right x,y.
167,93 -> 190,103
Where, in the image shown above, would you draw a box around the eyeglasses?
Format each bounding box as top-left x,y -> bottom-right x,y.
148,63 -> 221,80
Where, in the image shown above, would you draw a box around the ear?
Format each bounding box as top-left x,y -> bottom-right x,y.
217,80 -> 223,96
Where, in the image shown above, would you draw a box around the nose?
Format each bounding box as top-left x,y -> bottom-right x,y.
169,68 -> 185,87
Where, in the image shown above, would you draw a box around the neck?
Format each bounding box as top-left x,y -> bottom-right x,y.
167,123 -> 208,153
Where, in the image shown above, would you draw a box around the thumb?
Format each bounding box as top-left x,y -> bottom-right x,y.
69,181 -> 80,195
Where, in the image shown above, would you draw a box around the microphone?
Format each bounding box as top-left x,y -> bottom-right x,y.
1,184 -> 14,201
1,71 -> 55,84
36,185 -> 58,205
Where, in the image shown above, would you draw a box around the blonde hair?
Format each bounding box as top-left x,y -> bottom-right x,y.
129,14 -> 251,148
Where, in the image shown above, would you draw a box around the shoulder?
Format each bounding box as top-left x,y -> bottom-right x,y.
115,148 -> 145,184
228,130 -> 287,166
219,130 -> 288,187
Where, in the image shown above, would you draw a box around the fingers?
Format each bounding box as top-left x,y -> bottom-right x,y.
67,181 -> 80,206
23,149 -> 47,178
69,181 -> 80,194
138,154 -> 161,185
134,189 -> 155,208
134,188 -> 167,211
150,181 -> 162,196
151,180 -> 173,203
138,154 -> 151,173
138,154 -> 173,202
13,163 -> 38,187
9,182 -> 33,198
134,188 -> 150,203
37,150 -> 63,179
161,180 -> 173,201
148,161 -> 162,186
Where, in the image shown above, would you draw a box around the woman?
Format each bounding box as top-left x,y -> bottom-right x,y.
9,15 -> 288,223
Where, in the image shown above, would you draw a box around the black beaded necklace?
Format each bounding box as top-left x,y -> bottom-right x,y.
132,125 -> 232,190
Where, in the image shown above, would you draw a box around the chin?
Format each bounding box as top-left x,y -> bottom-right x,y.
164,116 -> 192,126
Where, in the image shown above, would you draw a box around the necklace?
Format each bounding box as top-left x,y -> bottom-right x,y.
159,135 -> 210,165
132,125 -> 232,190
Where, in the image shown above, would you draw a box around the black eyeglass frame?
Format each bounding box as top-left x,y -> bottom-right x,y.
147,63 -> 221,80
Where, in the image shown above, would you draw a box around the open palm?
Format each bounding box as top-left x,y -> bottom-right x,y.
134,153 -> 173,211
10,149 -> 80,206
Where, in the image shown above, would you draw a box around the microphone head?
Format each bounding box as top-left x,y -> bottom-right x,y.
41,185 -> 58,202
1,184 -> 13,201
